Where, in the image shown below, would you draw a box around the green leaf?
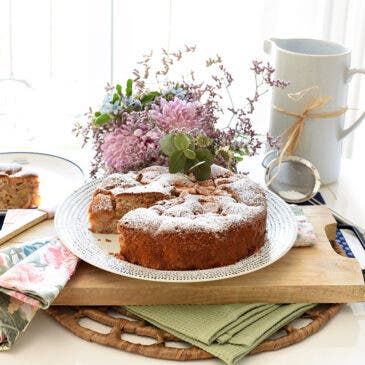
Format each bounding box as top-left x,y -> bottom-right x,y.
194,163 -> 212,181
188,141 -> 195,151
188,160 -> 206,171
116,84 -> 122,94
126,79 -> 133,97
195,148 -> 214,165
188,148 -> 214,180
169,150 -> 186,173
174,133 -> 190,151
95,113 -> 111,125
160,134 -> 176,156
141,91 -> 160,104
112,93 -> 120,103
184,158 -> 196,172
94,111 -> 101,117
183,149 -> 196,160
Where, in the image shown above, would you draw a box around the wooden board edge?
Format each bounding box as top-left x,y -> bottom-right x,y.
302,205 -> 337,241
0,210 -> 48,246
53,285 -> 365,305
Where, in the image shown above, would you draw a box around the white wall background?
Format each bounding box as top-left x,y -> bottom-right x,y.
0,0 -> 364,164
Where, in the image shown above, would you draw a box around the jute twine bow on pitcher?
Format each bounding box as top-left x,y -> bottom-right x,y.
268,87 -> 348,186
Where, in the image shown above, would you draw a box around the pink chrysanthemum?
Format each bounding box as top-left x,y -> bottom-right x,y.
150,97 -> 204,132
101,122 -> 163,172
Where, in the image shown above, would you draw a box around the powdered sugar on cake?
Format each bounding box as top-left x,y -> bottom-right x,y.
90,164 -> 266,234
0,163 -> 38,177
90,193 -> 114,212
120,192 -> 265,234
108,164 -> 267,235
98,166 -> 195,198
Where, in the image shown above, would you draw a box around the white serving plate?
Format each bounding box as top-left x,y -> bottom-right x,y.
55,179 -> 297,282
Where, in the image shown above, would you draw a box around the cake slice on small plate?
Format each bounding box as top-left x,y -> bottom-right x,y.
0,163 -> 40,209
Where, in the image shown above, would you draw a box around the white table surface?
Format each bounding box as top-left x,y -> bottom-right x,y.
3,157 -> 365,365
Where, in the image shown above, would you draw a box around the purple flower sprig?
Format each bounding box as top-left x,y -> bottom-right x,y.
251,60 -> 289,88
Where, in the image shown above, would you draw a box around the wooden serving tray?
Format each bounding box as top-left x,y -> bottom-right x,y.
0,209 -> 48,245
4,206 -> 365,304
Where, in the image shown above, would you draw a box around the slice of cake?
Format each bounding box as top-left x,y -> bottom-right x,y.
0,163 -> 40,209
89,164 -> 267,270
88,166 -> 194,233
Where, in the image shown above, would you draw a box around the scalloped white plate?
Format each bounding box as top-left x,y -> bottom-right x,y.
55,179 -> 297,282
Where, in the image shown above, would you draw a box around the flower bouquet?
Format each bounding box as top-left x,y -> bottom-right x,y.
74,46 -> 287,180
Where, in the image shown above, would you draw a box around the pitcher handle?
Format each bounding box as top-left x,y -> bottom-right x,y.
347,68 -> 365,79
340,68 -> 365,139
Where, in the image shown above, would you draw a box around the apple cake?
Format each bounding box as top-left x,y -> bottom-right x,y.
0,163 -> 40,209
89,164 -> 267,270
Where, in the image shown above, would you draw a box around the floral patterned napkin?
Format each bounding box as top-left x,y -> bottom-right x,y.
0,238 -> 78,350
291,205 -> 316,247
0,205 -> 315,350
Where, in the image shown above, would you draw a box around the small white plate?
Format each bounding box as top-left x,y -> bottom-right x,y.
0,152 -> 85,208
55,179 -> 298,282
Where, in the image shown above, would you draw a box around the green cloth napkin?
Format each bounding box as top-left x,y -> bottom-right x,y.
216,304 -> 280,344
127,303 -> 270,345
126,303 -> 315,365
227,304 -> 314,346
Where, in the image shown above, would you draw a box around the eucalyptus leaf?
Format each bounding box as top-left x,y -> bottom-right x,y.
95,113 -> 111,126
195,148 -> 214,165
185,158 -> 196,172
174,133 -> 190,151
184,149 -> 196,160
188,160 -> 206,171
169,150 -> 186,173
194,163 -> 212,181
188,141 -> 196,151
160,134 -> 176,156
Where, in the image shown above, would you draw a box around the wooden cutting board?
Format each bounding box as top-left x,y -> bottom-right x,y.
0,209 -> 48,246
3,205 -> 365,304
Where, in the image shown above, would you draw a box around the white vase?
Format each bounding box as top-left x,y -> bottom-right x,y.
264,38 -> 365,184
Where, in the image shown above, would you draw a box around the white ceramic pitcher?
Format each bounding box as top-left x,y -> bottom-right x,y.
264,38 -> 365,184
